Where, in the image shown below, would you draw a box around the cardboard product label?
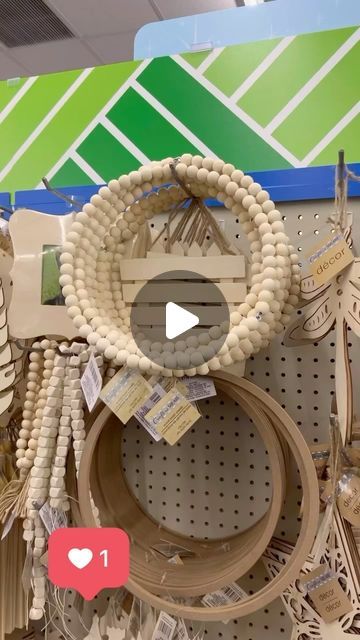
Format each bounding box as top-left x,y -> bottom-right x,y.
152,540 -> 195,558
134,384 -> 166,441
150,375 -> 216,402
202,582 -> 248,608
180,376 -> 217,402
38,502 -> 68,534
100,368 -> 152,424
149,375 -> 176,393
145,388 -> 201,445
306,232 -> 354,286
300,564 -> 352,623
337,473 -> 360,527
151,612 -> 177,640
80,353 -> 102,411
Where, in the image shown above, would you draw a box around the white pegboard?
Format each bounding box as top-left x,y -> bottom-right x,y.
123,388 -> 273,539
41,197 -> 360,640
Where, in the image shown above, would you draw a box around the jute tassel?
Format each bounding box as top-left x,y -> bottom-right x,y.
151,161 -> 235,255
0,474 -> 30,523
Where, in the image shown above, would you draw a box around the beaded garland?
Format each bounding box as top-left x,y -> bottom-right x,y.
9,340 -> 104,621
60,155 -> 301,376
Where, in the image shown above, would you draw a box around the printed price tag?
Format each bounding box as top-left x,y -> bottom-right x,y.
306,232 -> 353,286
1,510 -> 16,540
336,474 -> 360,526
134,384 -> 166,441
100,368 -> 152,424
151,612 -> 177,640
149,375 -> 175,393
39,502 -> 68,534
300,564 -> 352,622
145,388 -> 201,445
81,353 -> 102,411
181,376 -> 216,402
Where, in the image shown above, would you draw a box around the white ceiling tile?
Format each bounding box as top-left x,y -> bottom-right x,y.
11,39 -> 100,75
0,53 -> 28,80
154,0 -> 236,19
86,31 -> 136,64
46,0 -> 158,37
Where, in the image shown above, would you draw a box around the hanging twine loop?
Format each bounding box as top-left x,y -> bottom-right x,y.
151,160 -> 235,255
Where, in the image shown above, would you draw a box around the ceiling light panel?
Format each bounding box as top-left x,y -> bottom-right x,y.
46,0 -> 158,37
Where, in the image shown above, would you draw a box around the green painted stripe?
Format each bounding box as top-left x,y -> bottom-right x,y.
0,78 -> 26,114
52,158 -> 95,187
182,51 -> 210,69
204,37 -> 281,96
77,124 -> 140,181
107,87 -> 200,158
310,113 -> 360,166
138,57 -> 291,170
0,70 -> 81,174
274,40 -> 360,158
0,61 -> 140,194
238,26 -> 357,127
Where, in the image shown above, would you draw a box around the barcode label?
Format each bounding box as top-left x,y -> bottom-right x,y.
134,384 -> 166,441
38,502 -> 68,534
202,582 -> 247,608
81,353 -> 102,411
174,620 -> 188,640
152,612 -> 177,640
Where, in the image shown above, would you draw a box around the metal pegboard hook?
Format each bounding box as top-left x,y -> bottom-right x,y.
42,177 -> 82,211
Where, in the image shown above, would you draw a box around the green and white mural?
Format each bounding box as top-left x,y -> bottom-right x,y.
0,24 -> 359,193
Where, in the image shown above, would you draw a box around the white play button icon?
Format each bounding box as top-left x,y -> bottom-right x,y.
165,302 -> 199,340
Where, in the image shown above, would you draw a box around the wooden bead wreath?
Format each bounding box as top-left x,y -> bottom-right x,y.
78,371 -> 319,621
61,155 -> 301,376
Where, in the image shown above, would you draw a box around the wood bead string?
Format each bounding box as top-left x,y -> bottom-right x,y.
0,342 -> 44,524
49,355 -> 71,511
15,342 -> 44,480
69,350 -> 86,477
61,155 -> 301,376
0,338 -> 110,624
26,345 -> 62,621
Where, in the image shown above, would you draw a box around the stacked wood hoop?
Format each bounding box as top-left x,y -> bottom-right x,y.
60,155 -> 301,376
77,371 -> 319,621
